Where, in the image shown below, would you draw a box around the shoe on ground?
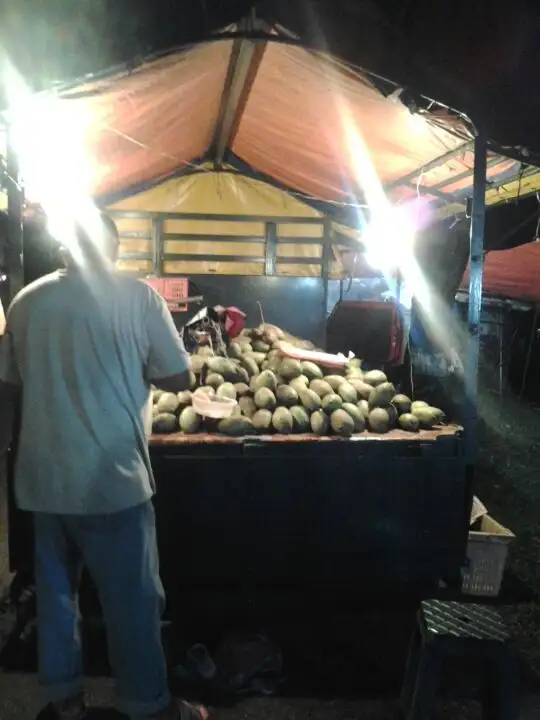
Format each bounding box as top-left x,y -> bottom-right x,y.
36,693 -> 87,720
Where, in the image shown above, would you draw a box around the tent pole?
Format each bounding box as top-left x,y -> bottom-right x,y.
384,140 -> 474,192
5,124 -> 24,302
465,133 -> 487,462
322,218 -> 332,346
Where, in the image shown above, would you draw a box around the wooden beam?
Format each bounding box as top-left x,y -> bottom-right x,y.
211,18 -> 268,168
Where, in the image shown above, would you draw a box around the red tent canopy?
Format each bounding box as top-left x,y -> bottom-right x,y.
3,26 -> 524,212
461,241 -> 540,303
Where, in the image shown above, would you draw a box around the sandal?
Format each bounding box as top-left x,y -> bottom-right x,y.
176,701 -> 208,720
152,699 -> 209,720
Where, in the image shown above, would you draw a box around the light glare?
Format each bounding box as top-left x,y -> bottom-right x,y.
1,55 -> 96,259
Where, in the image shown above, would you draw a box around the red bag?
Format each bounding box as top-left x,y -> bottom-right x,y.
222,306 -> 246,339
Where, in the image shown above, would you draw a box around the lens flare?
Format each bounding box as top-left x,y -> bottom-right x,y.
1,54 -> 99,262
327,84 -> 470,376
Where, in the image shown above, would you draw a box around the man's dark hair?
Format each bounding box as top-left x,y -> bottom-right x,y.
76,212 -> 120,265
97,212 -> 119,260
101,213 -> 119,248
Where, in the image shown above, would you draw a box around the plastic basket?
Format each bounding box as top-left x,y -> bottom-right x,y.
462,515 -> 515,597
143,276 -> 188,311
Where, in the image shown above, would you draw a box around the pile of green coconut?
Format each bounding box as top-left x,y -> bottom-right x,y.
151,324 -> 445,437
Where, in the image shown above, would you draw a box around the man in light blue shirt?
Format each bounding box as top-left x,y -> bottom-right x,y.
0,214 -> 207,720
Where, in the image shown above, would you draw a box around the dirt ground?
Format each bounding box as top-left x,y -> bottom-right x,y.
0,673 -> 487,720
0,674 -> 539,720
474,392 -> 540,676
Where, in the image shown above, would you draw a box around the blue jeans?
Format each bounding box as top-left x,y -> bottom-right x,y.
34,501 -> 170,718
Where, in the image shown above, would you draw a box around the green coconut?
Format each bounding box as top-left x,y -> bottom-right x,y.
190,355 -> 208,375
178,407 -> 201,434
301,361 -> 324,380
368,382 -> 396,409
299,388 -> 322,412
279,358 -> 303,380
276,385 -> 299,408
249,351 -> 267,366
399,413 -> 420,432
216,383 -> 237,400
197,346 -> 214,357
392,394 -> 412,415
238,396 -> 257,418
310,410 -> 329,436
290,406 -> 310,433
206,373 -> 225,390
338,382 -> 358,403
251,340 -> 270,353
157,392 -> 180,414
240,355 -> 260,377
252,409 -> 273,432
289,375 -> 310,393
357,399 -> 370,419
217,416 -> 253,437
228,342 -> 243,359
310,379 -> 334,398
234,382 -> 251,397
253,388 -> 277,411
330,409 -> 355,437
325,375 -> 346,392
342,403 -> 366,432
347,379 -> 374,400
363,370 -> 388,387
368,407 -> 390,433
272,407 -> 294,434
251,370 -> 278,392
177,391 -> 192,409
412,406 -> 439,429
152,413 -> 177,434
322,393 -> 343,414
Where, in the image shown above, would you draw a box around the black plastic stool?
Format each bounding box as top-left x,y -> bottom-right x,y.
400,599 -> 519,720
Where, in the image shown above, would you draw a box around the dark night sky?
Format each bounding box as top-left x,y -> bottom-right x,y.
1,1 -> 254,86
2,0 -> 540,151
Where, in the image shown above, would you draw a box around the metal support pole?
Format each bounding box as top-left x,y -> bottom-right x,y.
264,221 -> 277,276
321,218 -> 332,347
151,218 -> 164,276
5,125 -> 24,302
465,134 -> 487,462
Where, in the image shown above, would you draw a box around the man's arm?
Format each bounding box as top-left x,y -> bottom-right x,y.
144,287 -> 191,392
153,371 -> 190,394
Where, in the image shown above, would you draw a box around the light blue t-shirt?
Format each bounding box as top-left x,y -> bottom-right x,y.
0,267 -> 189,515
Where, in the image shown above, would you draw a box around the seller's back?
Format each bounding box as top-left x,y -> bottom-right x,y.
6,266 -> 166,515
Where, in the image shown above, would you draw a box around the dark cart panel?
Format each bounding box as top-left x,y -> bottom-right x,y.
7,431 -> 470,617
151,432 -> 469,606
